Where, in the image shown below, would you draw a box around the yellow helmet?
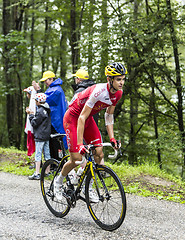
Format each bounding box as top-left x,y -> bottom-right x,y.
105,62 -> 128,77
72,69 -> 89,79
40,71 -> 55,82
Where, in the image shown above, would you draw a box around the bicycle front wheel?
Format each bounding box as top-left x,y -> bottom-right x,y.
85,165 -> 126,231
40,158 -> 70,218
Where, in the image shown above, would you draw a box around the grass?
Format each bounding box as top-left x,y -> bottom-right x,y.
106,162 -> 185,203
0,147 -> 185,204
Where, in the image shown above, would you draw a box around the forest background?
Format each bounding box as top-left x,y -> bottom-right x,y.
0,0 -> 185,179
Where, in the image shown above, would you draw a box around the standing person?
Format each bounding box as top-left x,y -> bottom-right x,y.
54,62 -> 127,201
32,71 -> 68,161
71,69 -> 98,125
23,86 -> 36,158
72,69 -> 94,92
26,93 -> 51,180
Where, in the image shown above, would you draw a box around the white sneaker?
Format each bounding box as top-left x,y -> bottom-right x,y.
54,178 -> 63,201
88,188 -> 99,203
82,179 -> 99,203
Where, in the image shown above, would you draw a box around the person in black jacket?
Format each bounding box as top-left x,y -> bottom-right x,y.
26,93 -> 51,180
72,69 -> 94,92
72,69 -> 98,125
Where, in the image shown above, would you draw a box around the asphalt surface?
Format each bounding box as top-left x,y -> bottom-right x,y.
0,172 -> 184,240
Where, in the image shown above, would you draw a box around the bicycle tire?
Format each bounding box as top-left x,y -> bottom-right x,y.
85,165 -> 126,231
40,158 -> 70,218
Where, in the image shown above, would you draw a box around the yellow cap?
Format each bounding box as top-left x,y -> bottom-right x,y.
40,71 -> 55,82
72,69 -> 89,79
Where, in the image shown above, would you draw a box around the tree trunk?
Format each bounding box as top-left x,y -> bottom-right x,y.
2,0 -> 24,148
128,83 -> 138,165
41,3 -> 49,72
70,0 -> 79,72
145,0 -> 162,168
30,0 -> 35,79
59,24 -> 68,81
128,0 -> 139,165
166,0 -> 185,178
151,83 -> 162,168
99,0 -> 108,80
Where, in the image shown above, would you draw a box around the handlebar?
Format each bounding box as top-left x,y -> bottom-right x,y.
101,143 -> 118,159
50,133 -> 66,139
75,142 -> 118,165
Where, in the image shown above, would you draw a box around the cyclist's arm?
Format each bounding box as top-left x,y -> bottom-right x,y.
77,105 -> 92,145
105,105 -> 116,142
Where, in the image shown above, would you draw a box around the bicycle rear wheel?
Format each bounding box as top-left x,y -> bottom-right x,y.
85,165 -> 126,231
40,158 -> 70,218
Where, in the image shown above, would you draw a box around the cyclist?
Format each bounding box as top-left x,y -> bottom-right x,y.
54,62 -> 127,201
69,68 -> 99,184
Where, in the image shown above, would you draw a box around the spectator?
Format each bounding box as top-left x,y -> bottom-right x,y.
26,93 -> 51,180
23,86 -> 36,157
71,69 -> 98,125
32,71 -> 68,161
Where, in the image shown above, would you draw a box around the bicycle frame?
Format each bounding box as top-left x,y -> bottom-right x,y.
49,136 -> 118,203
74,149 -> 103,202
74,143 -> 117,198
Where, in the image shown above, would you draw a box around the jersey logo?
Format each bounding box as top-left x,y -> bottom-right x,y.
110,97 -> 116,101
93,103 -> 107,111
79,98 -> 87,105
94,88 -> 106,98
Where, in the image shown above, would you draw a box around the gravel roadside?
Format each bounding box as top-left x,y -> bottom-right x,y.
0,171 -> 184,240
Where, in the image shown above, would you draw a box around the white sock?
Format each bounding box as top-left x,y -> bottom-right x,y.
56,173 -> 65,184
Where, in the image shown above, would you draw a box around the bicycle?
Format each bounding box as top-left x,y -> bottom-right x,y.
40,133 -> 127,231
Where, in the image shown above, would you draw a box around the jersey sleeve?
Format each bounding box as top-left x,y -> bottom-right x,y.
84,85 -> 98,109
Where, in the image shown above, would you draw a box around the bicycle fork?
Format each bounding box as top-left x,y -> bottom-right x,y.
90,163 -> 110,202
89,161 -> 106,201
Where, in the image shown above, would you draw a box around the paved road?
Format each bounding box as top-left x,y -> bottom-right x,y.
0,172 -> 184,240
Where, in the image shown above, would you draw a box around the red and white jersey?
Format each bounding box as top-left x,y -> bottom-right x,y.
69,83 -> 123,116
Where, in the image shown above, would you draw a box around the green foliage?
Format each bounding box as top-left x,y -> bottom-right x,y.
106,162 -> 185,203
0,147 -> 35,175
0,0 -> 185,177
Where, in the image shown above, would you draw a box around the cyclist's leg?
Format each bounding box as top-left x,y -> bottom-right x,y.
93,146 -> 104,164
83,117 -> 104,202
84,117 -> 104,164
58,110 -> 81,180
61,152 -> 81,176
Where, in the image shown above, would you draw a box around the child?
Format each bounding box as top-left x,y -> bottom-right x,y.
26,93 -> 51,180
23,86 -> 36,157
